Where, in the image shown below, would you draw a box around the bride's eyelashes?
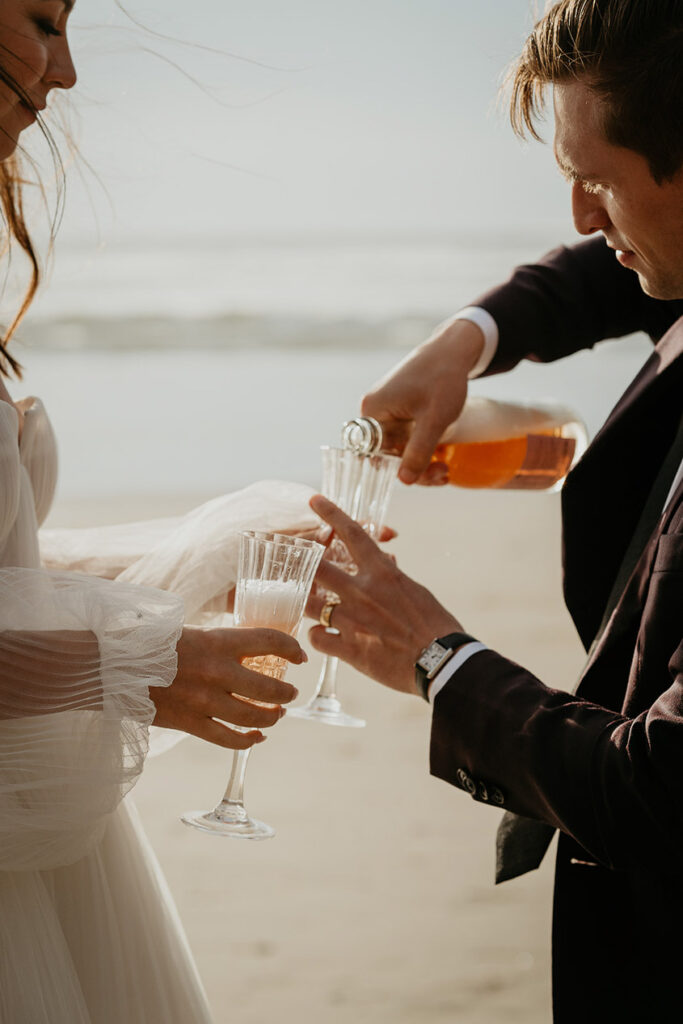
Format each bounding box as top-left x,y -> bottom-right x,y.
34,19 -> 63,38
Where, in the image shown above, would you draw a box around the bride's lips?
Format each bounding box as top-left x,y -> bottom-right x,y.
18,99 -> 45,122
18,102 -> 37,123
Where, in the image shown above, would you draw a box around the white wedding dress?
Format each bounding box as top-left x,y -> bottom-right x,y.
0,396 -> 316,1023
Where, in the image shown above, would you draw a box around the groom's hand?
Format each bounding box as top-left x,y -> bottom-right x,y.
150,626 -> 305,748
306,495 -> 463,695
360,318 -> 485,485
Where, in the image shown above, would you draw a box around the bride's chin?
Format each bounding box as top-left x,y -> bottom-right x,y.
0,134 -> 19,162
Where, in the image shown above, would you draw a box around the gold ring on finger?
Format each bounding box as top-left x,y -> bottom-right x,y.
319,598 -> 341,629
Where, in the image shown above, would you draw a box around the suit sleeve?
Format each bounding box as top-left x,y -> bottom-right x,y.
430,637 -> 683,879
474,236 -> 682,374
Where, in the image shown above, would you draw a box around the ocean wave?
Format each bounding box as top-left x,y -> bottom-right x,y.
19,312 -> 442,352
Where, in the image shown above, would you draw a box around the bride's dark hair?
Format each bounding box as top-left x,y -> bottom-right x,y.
0,156 -> 42,379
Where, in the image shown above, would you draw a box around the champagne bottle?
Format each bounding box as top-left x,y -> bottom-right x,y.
342,397 -> 587,491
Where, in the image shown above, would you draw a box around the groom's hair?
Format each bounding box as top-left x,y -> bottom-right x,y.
509,0 -> 683,183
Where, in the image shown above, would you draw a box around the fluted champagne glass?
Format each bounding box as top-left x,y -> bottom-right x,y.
182,531 -> 323,839
289,446 -> 400,727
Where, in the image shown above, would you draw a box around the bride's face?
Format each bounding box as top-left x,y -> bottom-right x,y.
0,0 -> 76,160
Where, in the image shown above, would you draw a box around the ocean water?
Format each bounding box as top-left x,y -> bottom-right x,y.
14,236 -> 653,503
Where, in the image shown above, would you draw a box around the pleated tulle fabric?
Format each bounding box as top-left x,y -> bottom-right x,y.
0,396 -> 314,1023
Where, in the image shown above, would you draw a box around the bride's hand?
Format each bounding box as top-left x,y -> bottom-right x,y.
150,626 -> 305,748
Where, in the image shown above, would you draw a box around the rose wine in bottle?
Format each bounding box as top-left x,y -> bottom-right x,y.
342,398 -> 587,492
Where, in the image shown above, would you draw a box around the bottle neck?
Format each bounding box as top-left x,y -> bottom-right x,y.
341,416 -> 383,455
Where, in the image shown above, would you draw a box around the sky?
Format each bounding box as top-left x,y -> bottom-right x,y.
31,0 -> 577,245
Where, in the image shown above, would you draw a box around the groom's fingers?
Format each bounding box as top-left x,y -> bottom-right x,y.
308,624 -> 355,660
306,586 -> 350,627
311,558 -> 358,601
309,495 -> 382,563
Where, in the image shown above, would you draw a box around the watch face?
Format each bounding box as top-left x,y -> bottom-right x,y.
418,641 -> 451,678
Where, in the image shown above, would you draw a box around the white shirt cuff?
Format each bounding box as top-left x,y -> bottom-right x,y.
445,306 -> 499,378
663,457 -> 683,515
428,641 -> 488,704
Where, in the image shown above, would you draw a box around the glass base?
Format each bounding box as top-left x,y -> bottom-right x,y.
288,695 -> 366,729
181,802 -> 275,840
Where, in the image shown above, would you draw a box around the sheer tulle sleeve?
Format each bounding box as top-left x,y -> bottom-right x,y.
117,481 -> 317,620
42,480 -> 318,622
0,568 -> 183,871
40,516 -> 182,580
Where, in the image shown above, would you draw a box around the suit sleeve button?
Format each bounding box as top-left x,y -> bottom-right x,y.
491,787 -> 505,806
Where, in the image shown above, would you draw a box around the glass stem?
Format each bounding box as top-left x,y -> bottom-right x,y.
220,747 -> 252,810
315,655 -> 340,701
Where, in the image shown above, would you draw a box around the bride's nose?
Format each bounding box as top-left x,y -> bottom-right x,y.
44,37 -> 77,93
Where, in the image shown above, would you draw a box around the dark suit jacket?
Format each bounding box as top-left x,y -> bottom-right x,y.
429,237 -> 683,1022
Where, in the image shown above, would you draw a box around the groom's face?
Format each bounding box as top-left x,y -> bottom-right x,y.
553,80 -> 683,301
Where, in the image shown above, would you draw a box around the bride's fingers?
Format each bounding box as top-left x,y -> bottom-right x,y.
216,692 -> 285,728
225,627 -> 306,663
231,664 -> 300,705
192,717 -> 268,749
150,685 -> 275,745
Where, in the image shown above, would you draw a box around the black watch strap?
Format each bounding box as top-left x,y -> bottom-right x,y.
415,631 -> 478,701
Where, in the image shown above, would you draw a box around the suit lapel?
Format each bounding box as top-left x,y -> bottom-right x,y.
575,472 -> 683,714
561,319 -> 683,650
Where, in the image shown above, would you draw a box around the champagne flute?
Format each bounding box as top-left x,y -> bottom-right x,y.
181,531 -> 323,839
289,446 -> 400,727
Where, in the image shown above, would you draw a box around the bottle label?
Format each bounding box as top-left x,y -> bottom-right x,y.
501,434 -> 576,490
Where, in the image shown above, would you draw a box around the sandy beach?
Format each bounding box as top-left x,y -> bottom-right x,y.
47,483 -> 585,1024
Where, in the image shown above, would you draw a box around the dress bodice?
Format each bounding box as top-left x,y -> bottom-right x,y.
0,397 -> 57,570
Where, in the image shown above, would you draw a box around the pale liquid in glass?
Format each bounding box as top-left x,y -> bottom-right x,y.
234,579 -> 307,680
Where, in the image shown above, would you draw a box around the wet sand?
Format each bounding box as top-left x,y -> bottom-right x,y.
48,485 -> 585,1023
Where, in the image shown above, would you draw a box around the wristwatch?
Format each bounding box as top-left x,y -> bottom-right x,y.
415,632 -> 477,701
